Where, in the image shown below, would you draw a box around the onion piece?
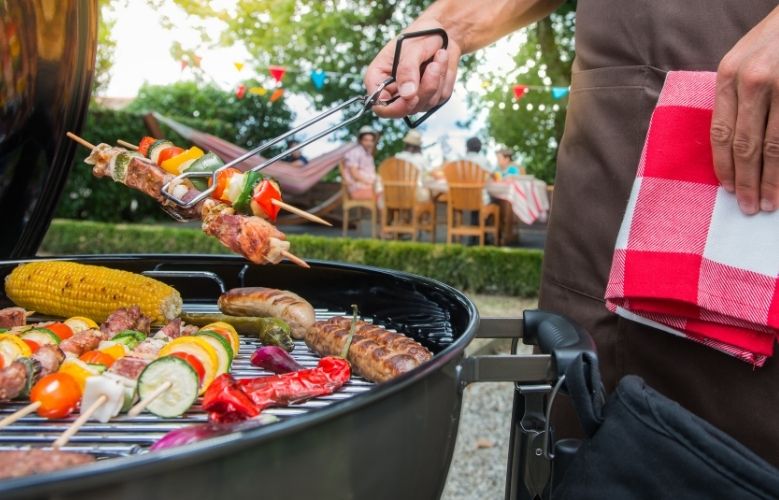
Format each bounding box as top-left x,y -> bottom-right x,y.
150,414 -> 278,451
250,346 -> 303,374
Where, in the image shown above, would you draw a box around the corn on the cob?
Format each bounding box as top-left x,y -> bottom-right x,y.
4,261 -> 182,324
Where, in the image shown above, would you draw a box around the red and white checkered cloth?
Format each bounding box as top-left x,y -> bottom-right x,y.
605,71 -> 779,366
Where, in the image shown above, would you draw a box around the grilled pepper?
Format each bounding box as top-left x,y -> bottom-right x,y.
180,312 -> 294,352
250,179 -> 281,222
203,357 -> 351,423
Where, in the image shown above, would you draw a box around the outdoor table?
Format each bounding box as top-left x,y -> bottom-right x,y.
424,176 -> 550,244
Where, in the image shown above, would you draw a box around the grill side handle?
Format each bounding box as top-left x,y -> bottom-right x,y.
521,310 -> 596,380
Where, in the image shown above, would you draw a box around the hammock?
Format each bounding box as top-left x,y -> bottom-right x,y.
153,113 -> 356,196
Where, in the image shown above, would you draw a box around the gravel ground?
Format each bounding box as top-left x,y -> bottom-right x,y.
439,294 -> 537,500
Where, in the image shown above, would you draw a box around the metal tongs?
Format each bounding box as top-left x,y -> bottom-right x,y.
160,28 -> 449,209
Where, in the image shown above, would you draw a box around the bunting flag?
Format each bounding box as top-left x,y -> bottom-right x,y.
192,55 -> 202,68
234,61 -> 245,72
180,60 -> 188,71
235,83 -> 246,100
310,69 -> 327,90
270,87 -> 284,102
551,86 -> 570,100
249,86 -> 267,96
269,65 -> 286,84
513,84 -> 528,100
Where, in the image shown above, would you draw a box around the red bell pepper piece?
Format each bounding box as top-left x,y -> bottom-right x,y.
202,374 -> 259,423
137,136 -> 157,156
203,357 -> 351,423
251,179 -> 281,221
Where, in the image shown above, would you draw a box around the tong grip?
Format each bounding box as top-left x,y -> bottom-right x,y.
390,28 -> 449,128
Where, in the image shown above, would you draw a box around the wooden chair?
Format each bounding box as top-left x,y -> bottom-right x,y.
377,158 -> 435,242
340,162 -> 377,238
442,160 -> 500,245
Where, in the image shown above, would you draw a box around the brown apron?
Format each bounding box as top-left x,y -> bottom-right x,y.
540,0 -> 779,466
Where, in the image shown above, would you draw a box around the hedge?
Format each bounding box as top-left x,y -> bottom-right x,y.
41,220 -> 543,297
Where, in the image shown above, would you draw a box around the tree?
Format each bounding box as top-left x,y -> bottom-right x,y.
92,0 -> 118,97
479,4 -> 576,184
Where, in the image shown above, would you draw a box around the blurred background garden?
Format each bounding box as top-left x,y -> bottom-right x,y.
44,0 -> 576,303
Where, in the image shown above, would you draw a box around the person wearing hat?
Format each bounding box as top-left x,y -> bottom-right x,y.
495,147 -> 525,179
342,125 -> 380,200
395,130 -> 434,203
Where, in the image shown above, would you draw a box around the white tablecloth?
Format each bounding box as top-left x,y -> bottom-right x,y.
425,176 -> 549,225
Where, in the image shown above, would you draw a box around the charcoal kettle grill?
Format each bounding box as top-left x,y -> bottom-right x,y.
0,2 -> 596,499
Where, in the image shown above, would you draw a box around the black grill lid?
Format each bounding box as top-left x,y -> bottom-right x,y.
0,0 -> 97,258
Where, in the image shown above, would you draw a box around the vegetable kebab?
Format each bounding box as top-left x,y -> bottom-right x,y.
67,133 -> 306,268
122,136 -> 329,226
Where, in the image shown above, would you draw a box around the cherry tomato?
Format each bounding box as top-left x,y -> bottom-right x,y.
157,147 -> 184,166
138,136 -> 156,156
30,373 -> 81,419
79,350 -> 116,368
170,352 -> 205,384
22,339 -> 40,353
0,355 -> 4,369
45,322 -> 73,341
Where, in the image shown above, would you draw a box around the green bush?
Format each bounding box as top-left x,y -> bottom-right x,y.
41,220 -> 543,297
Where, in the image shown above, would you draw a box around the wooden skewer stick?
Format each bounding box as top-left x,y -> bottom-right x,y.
271,199 -> 332,227
281,250 -> 310,269
0,401 -> 41,429
117,139 -> 139,150
66,131 -> 95,150
52,395 -> 108,449
127,381 -> 172,417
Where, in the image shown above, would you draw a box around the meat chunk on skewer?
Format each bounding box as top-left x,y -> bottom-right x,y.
0,306 -> 28,328
0,450 -> 95,479
99,306 -> 151,338
0,361 -> 28,401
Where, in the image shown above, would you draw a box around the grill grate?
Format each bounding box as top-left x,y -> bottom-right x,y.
0,306 -> 374,456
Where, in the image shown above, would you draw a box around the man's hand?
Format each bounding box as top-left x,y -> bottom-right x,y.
364,19 -> 462,119
712,6 -> 779,214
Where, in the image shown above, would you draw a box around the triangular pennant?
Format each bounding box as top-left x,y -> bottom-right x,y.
513,84 -> 528,100
310,69 -> 327,90
551,86 -> 570,100
235,83 -> 246,100
481,80 -> 491,89
249,86 -> 266,96
192,55 -> 202,68
270,87 -> 284,102
233,61 -> 245,72
269,66 -> 286,83
180,59 -> 188,71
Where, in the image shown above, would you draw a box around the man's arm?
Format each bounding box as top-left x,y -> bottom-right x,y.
365,0 -> 563,118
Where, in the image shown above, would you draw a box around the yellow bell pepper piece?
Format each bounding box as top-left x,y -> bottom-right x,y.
0,333 -> 32,366
59,358 -> 102,392
161,146 -> 204,174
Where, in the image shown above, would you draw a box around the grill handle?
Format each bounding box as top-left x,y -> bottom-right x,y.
521,310 -> 596,380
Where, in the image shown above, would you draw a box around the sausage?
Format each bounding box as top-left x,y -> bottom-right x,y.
218,287 -> 315,340
305,317 -> 433,383
0,450 -> 95,479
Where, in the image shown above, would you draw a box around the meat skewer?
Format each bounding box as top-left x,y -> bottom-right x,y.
66,133 -> 308,268
117,138 -> 332,227
0,308 -> 151,428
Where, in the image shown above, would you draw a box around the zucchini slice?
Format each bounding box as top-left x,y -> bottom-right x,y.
137,356 -> 199,418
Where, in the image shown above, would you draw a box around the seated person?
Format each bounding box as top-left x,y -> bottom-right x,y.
395,130 -> 432,203
342,126 -> 379,200
496,147 -> 526,178
462,136 -> 494,174
282,139 -> 309,166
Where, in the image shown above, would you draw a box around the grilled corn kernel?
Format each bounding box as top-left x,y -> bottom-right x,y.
4,261 -> 182,323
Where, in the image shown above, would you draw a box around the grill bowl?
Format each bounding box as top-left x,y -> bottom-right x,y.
0,254 -> 478,500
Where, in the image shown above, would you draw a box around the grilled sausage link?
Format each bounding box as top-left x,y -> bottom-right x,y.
0,450 -> 95,479
305,317 -> 433,383
218,287 -> 315,339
